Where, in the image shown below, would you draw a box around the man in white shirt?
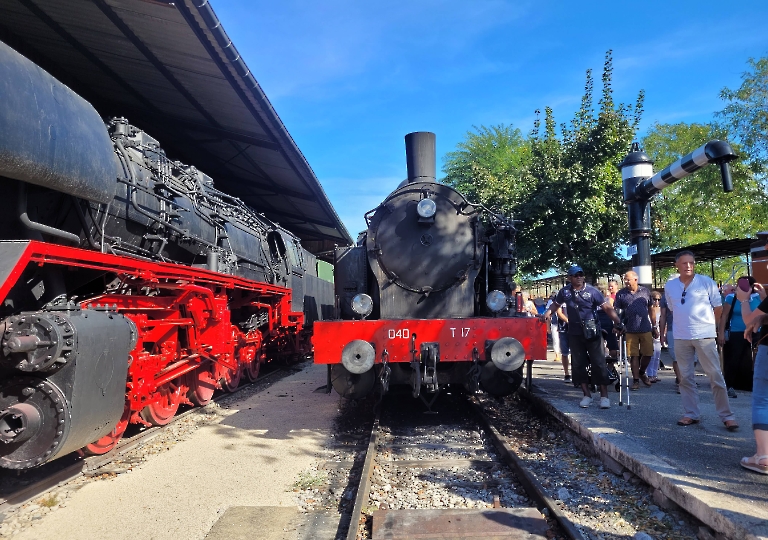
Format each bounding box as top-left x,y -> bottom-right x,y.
664,251 -> 737,430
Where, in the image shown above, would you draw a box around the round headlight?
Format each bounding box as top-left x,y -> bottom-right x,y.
486,290 -> 507,313
351,293 -> 373,317
417,198 -> 437,218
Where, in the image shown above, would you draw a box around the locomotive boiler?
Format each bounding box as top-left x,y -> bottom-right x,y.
313,133 -> 546,402
0,42 -> 333,469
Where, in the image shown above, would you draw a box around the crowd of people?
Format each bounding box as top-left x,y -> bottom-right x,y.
532,244 -> 768,476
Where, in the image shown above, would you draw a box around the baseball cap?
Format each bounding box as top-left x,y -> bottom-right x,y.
567,265 -> 584,276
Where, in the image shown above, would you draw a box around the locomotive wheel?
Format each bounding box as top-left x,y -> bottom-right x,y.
330,364 -> 375,400
479,362 -> 523,397
140,382 -> 182,426
83,401 -> 131,455
244,357 -> 261,383
220,360 -> 242,393
187,366 -> 216,406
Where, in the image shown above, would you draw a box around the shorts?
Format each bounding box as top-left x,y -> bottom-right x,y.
625,332 -> 654,357
558,331 -> 570,356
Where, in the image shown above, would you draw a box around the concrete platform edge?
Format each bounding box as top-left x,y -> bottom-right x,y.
519,386 -> 761,540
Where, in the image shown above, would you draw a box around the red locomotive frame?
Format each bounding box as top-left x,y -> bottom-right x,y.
0,240 -> 305,453
313,318 -> 546,365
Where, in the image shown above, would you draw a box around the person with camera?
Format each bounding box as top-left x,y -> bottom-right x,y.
735,237 -> 768,475
540,265 -> 623,409
613,271 -> 658,390
718,276 -> 766,398
664,251 -> 738,430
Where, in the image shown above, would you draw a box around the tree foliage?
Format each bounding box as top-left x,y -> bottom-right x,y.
441,124 -> 529,212
718,57 -> 768,178
443,51 -> 643,279
442,52 -> 768,285
516,54 -> 643,278
641,122 -> 768,252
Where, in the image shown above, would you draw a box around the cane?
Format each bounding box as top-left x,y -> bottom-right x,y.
618,334 -> 624,406
623,334 -> 632,410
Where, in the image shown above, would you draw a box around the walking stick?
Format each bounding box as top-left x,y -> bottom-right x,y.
618,334 -> 624,406
624,334 -> 632,410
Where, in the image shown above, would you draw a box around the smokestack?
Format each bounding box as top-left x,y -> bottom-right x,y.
404,132 -> 436,183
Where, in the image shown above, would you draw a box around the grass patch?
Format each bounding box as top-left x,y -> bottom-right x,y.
38,494 -> 58,508
292,470 -> 327,490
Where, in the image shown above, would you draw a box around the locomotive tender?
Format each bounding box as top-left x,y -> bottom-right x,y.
313,133 -> 546,401
0,42 -> 333,469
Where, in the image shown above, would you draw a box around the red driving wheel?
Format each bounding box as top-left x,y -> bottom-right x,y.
82,401 -> 131,455
220,357 -> 241,393
245,354 -> 261,382
139,382 -> 182,426
187,365 -> 216,406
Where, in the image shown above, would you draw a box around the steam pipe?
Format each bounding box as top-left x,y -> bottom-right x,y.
18,184 -> 81,244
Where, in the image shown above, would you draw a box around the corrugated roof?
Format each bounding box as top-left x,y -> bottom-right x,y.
0,0 -> 352,256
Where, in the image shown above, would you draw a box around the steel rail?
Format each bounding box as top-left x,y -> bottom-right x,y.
344,408 -> 381,540
469,397 -> 585,540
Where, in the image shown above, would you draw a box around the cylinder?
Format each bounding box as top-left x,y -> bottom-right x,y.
405,132 -> 436,183
0,42 -> 118,204
0,309 -> 135,469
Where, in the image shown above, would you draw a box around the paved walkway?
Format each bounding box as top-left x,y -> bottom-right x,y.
529,349 -> 768,540
13,363 -> 339,540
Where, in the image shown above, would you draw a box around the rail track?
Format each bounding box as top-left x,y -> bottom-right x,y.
309,389 -> 704,540
0,365 -> 290,517
338,392 -> 577,540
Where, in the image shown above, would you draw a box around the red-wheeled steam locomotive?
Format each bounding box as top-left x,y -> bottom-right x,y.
0,42 -> 333,469
313,133 -> 546,403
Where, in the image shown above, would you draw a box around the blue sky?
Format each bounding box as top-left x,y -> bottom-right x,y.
213,0 -> 768,237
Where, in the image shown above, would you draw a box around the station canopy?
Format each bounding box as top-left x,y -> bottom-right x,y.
0,0 -> 352,256
648,238 -> 754,269
529,238 -> 756,296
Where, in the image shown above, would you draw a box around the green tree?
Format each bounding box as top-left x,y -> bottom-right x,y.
718,56 -> 768,178
641,122 -> 768,251
514,51 -> 644,278
441,124 -> 530,211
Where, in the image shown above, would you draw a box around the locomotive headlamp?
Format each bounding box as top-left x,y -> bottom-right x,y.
486,290 -> 507,313
351,293 -> 373,317
417,198 -> 437,219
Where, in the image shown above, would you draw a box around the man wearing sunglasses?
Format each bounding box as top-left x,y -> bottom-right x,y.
664,251 -> 737,430
540,265 -> 623,409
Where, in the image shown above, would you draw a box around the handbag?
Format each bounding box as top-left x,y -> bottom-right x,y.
568,286 -> 601,340
582,318 -> 601,340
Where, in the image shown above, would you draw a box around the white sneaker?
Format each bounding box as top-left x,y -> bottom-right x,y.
600,397 -> 610,409
579,396 -> 593,408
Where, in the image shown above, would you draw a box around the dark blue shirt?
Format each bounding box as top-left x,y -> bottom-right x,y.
554,284 -> 606,336
614,286 -> 653,333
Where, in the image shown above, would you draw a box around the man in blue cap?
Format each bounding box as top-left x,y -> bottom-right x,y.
540,265 -> 624,409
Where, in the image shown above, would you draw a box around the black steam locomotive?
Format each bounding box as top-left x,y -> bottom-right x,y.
313,133 -> 546,402
0,42 -> 332,469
